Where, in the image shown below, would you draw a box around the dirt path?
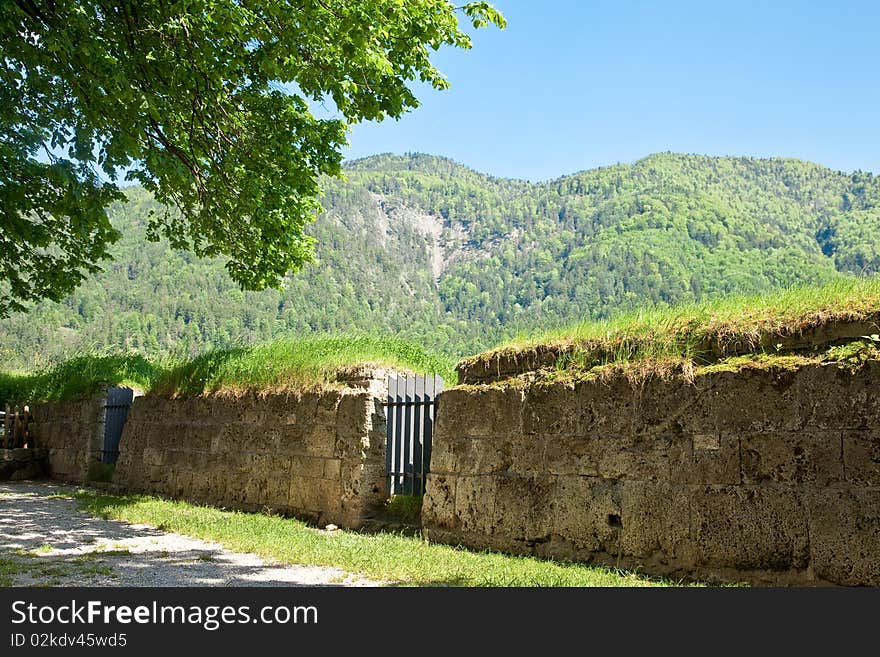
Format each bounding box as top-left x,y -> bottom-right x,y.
0,481 -> 382,587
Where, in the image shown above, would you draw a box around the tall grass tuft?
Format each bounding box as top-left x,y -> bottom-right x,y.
0,353 -> 163,404
152,335 -> 456,396
1,336 -> 455,403
483,276 -> 880,369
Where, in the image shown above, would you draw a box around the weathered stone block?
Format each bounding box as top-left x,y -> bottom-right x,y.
619,481 -> 691,560
523,383 -> 578,435
740,432 -> 843,486
300,425 -> 338,458
690,486 -> 809,570
290,455 -> 326,479
505,434 -> 546,476
550,476 -> 618,552
703,369 -> 806,433
335,393 -> 370,440
453,437 -> 513,475
304,478 -> 342,516
544,434 -> 597,476
427,434 -> 455,474
323,458 -> 341,480
806,488 -> 880,586
799,365 -> 873,430
491,473 -> 555,542
842,431 -> 880,486
454,475 -> 497,535
576,378 -> 637,436
422,474 -> 457,528
435,387 -> 523,439
595,434 -> 676,482
670,433 -> 741,485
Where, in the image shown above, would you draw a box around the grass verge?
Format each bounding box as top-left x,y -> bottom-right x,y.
0,354 -> 162,405
72,490 -> 692,587
152,334 -> 456,397
463,277 -> 880,379
0,335 -> 456,403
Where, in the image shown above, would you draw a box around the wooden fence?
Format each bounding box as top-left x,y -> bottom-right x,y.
1,404 -> 32,449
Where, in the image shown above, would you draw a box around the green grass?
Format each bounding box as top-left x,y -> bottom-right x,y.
382,495 -> 424,524
469,277 -> 880,375
87,463 -> 116,483
0,335 -> 455,403
72,490 -> 691,587
0,549 -> 119,586
0,353 -> 162,405
152,334 -> 456,396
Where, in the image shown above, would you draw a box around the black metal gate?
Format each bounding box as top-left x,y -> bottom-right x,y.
102,387 -> 134,464
386,373 -> 443,496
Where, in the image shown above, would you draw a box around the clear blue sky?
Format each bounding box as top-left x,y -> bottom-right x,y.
341,0 -> 880,181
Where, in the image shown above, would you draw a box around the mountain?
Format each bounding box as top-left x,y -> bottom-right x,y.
2,152 -> 879,369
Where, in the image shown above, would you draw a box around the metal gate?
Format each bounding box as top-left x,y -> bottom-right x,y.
386,373 -> 443,496
102,387 -> 134,464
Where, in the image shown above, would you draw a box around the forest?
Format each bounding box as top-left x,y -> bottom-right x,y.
2,152 -> 878,370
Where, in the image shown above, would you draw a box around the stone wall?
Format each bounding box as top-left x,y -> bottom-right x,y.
30,394 -> 107,483
112,373 -> 389,529
0,448 -> 48,480
422,361 -> 880,585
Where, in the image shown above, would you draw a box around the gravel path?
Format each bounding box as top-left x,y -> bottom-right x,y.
0,481 -> 383,587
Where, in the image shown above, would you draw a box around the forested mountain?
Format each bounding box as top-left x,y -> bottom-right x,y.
3,152 -> 879,369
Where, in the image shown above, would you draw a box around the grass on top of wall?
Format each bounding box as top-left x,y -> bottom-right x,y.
0,335 -> 456,403
71,489 -> 698,587
151,335 -> 456,397
0,354 -> 163,405
464,277 -> 880,374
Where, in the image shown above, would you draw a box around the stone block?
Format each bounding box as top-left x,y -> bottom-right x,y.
452,437 -> 514,475
619,481 -> 691,560
141,447 -> 165,467
842,431 -> 880,486
454,474 -> 497,535
427,434 -> 455,474
323,458 -> 342,480
435,387 -> 523,439
300,425 -> 338,458
491,473 -> 556,542
544,434 -> 597,476
505,434 -> 546,476
631,380 -> 703,436
806,488 -> 880,586
550,476 -> 619,552
305,478 -> 343,516
740,431 -> 843,486
340,460 -> 385,504
290,455 -> 326,479
690,486 -> 809,571
279,392 -> 319,427
522,383 -> 578,435
335,393 -> 370,440
799,364 -> 874,430
595,434 -> 676,482
670,432 -> 741,485
576,378 -> 637,436
422,474 -> 457,528
315,391 -> 342,426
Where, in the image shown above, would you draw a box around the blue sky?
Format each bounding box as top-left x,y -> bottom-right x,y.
341,0 -> 880,181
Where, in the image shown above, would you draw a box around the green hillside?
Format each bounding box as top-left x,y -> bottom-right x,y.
2,153 -> 878,369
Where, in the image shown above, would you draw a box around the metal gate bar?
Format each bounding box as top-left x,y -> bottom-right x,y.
385,373 -> 442,496
102,387 -> 134,464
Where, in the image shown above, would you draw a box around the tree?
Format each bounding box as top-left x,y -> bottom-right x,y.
0,0 -> 505,315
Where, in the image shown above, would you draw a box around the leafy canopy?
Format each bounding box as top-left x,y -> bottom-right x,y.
0,0 -> 504,314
